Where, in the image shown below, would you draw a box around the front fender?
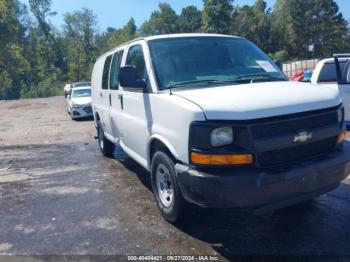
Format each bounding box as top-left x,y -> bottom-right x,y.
147,134 -> 179,168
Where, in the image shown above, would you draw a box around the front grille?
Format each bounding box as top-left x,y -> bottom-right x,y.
257,137 -> 337,167
189,106 -> 341,168
83,106 -> 92,114
251,109 -> 338,139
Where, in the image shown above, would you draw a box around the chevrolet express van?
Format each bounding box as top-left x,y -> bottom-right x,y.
91,34 -> 350,222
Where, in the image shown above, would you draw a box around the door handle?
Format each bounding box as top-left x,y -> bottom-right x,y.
100,93 -> 103,97
109,93 -> 112,106
118,94 -> 124,110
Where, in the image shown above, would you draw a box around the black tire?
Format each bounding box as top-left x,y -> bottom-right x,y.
97,121 -> 115,158
151,151 -> 186,223
70,110 -> 75,120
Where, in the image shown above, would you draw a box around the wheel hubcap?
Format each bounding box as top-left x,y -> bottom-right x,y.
156,164 -> 174,208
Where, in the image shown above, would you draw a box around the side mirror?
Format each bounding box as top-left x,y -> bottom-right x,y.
119,66 -> 147,92
274,60 -> 283,71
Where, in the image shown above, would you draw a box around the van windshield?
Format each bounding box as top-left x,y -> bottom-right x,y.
148,37 -> 287,90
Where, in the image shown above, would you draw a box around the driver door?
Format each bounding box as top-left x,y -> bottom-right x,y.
118,42 -> 149,167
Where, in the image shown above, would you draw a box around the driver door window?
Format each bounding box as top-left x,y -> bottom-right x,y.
126,45 -> 146,80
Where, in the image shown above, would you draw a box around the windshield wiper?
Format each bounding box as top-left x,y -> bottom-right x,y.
166,79 -> 219,89
227,74 -> 287,82
165,74 -> 286,90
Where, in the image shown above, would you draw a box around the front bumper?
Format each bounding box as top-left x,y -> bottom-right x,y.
71,107 -> 93,119
175,142 -> 350,209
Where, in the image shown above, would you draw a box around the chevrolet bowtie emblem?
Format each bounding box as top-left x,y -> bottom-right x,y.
293,131 -> 313,143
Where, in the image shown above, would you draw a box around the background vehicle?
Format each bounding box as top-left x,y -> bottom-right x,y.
64,83 -> 73,98
311,55 -> 350,124
65,82 -> 91,99
67,87 -> 93,119
91,34 -> 350,223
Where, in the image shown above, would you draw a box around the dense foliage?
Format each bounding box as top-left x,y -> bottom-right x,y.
0,0 -> 349,100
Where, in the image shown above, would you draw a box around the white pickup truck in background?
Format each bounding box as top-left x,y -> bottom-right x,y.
311,54 -> 350,125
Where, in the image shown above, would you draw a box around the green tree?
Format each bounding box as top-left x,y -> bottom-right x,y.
312,0 -> 348,57
178,6 -> 203,33
63,8 -> 97,81
202,0 -> 233,33
28,0 -> 56,38
107,18 -> 137,50
21,0 -> 67,98
2,0 -> 350,100
140,3 -> 179,35
0,0 -> 29,99
231,0 -> 272,52
271,0 -> 348,59
346,20 -> 350,51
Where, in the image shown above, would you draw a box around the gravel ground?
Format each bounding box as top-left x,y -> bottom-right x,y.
1,96 -> 350,260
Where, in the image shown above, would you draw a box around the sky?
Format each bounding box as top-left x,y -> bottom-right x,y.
20,0 -> 350,32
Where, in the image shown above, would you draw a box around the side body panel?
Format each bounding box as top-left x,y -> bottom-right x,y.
91,57 -> 105,128
146,93 -> 206,168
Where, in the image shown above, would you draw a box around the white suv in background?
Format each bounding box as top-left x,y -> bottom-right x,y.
68,86 -> 93,119
91,34 -> 350,223
65,82 -> 91,99
311,56 -> 350,125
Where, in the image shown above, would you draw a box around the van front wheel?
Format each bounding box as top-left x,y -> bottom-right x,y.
151,151 -> 186,223
97,122 -> 115,158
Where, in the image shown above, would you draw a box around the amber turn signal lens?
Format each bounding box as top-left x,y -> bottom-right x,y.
337,131 -> 346,145
191,152 -> 253,165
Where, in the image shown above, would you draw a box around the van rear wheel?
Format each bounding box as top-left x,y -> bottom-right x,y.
151,151 -> 186,223
97,121 -> 115,158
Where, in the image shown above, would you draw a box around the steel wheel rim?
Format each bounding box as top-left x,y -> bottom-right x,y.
156,163 -> 174,208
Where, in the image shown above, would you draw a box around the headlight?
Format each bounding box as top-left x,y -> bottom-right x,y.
72,103 -> 81,108
211,127 -> 233,147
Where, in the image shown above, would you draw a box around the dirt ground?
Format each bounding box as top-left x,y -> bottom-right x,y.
1,96 -> 350,260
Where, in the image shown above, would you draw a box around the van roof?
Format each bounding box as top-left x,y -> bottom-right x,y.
100,33 -> 243,59
143,33 -> 242,41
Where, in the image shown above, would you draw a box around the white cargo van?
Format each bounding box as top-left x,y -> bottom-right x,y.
91,34 -> 350,222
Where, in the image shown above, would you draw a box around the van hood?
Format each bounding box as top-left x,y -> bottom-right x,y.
172,81 -> 341,120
